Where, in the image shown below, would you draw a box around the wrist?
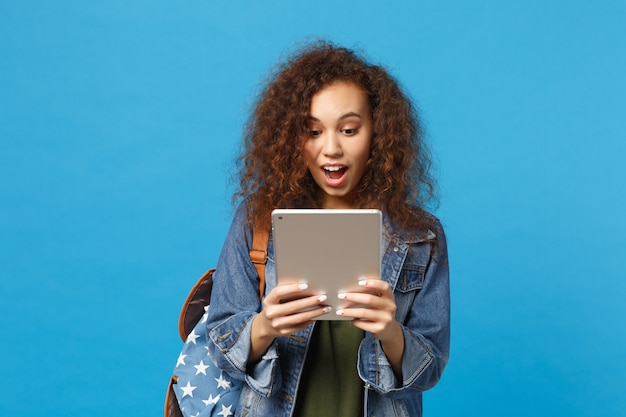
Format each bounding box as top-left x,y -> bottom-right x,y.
378,320 -> 401,342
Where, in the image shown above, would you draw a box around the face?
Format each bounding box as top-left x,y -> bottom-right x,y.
303,81 -> 373,209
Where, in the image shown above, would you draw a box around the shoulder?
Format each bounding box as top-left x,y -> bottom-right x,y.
383,207 -> 445,244
221,200 -> 253,247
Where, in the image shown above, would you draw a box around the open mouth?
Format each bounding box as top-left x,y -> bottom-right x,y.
323,165 -> 347,181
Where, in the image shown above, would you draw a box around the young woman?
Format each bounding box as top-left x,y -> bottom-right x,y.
205,41 -> 450,417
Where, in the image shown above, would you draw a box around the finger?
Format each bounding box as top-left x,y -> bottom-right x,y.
263,292 -> 330,331
266,282 -> 313,303
336,307 -> 395,335
355,278 -> 393,298
337,291 -> 389,310
348,314 -> 394,336
266,292 -> 328,317
266,304 -> 332,335
337,305 -> 392,320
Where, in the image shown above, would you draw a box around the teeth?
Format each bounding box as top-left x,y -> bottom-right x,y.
323,166 -> 344,172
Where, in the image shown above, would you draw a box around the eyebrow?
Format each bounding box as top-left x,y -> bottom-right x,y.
307,112 -> 363,122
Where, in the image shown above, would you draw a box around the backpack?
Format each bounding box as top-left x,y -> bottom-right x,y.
164,221 -> 269,417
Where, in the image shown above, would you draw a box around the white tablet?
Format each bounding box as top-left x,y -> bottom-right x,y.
271,209 -> 382,320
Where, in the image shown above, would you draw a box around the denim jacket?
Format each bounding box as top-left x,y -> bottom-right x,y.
206,203 -> 450,417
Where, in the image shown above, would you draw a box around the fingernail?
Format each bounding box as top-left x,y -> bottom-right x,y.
358,279 -> 367,286
322,306 -> 332,313
337,292 -> 346,300
318,294 -> 328,302
336,309 -> 344,316
298,283 -> 308,290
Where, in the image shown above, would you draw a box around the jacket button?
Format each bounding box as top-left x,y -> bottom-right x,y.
393,246 -> 399,252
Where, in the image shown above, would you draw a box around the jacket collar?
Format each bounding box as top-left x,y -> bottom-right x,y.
382,211 -> 436,245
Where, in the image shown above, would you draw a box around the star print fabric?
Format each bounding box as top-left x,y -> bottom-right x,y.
172,305 -> 242,417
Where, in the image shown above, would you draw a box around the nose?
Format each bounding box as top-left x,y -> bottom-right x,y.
322,132 -> 343,157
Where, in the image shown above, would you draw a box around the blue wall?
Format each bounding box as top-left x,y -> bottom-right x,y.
1,1 -> 624,416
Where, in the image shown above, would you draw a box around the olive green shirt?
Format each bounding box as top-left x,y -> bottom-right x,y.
294,321 -> 364,417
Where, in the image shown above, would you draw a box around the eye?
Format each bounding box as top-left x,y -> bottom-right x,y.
341,127 -> 359,136
309,129 -> 322,137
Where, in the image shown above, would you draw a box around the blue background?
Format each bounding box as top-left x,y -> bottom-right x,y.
1,1 -> 625,416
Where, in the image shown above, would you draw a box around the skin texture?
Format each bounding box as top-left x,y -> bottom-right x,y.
303,82 -> 372,209
250,82 -> 405,378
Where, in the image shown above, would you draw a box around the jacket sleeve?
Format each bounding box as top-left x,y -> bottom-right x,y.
358,218 -> 450,397
205,203 -> 283,397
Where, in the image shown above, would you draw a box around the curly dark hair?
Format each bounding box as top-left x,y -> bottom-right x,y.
235,40 -> 437,233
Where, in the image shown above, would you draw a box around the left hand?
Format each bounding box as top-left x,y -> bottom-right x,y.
337,277 -> 405,378
336,278 -> 400,344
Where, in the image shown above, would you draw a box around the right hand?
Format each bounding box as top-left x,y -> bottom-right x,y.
258,283 -> 331,337
249,283 -> 330,363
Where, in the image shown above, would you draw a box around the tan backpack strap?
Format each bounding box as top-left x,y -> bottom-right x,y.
250,216 -> 269,300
